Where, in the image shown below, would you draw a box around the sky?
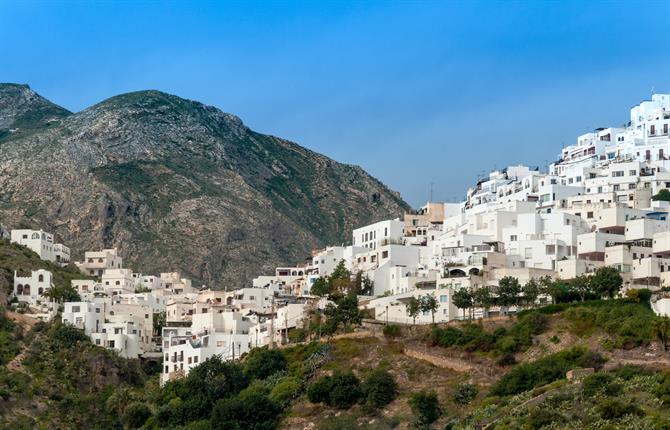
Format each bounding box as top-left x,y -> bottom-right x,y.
1,1 -> 669,207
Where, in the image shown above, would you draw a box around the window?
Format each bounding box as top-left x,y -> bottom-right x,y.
194,357 -> 198,363
439,295 -> 448,303
629,170 -> 637,176
96,339 -> 101,345
510,235 -> 517,241
108,340 -> 115,348
650,125 -> 656,135
72,306 -> 80,313
612,171 -> 624,177
587,211 -> 594,219
524,248 -> 533,259
629,183 -> 636,190
613,184 -> 620,191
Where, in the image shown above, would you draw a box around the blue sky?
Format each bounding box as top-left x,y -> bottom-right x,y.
1,1 -> 669,207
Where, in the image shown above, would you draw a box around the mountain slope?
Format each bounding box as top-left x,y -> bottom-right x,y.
0,84 -> 409,288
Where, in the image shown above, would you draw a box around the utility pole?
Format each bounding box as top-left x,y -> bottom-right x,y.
269,296 -> 275,349
284,311 -> 288,345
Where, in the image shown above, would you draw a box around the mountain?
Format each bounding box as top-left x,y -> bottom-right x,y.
0,84 -> 409,288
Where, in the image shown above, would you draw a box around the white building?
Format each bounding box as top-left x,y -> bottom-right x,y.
10,229 -> 70,266
13,269 -> 53,306
76,248 -> 123,277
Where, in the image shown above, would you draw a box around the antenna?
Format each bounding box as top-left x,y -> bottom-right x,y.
430,182 -> 434,202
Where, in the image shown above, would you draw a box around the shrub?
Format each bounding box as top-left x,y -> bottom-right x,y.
656,370 -> 670,404
409,390 -> 440,425
527,408 -> 565,429
288,328 -> 307,343
121,402 -> 152,429
269,376 -> 301,408
453,383 -> 478,405
611,364 -> 652,380
328,372 -> 362,409
51,323 -> 90,348
244,347 -> 288,380
497,354 -> 517,366
582,373 -> 622,397
211,392 -> 281,430
597,398 -> 644,419
490,347 -> 605,397
307,375 -> 333,404
361,369 -> 397,408
383,324 -> 401,338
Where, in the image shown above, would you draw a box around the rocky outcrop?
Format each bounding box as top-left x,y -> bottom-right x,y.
0,84 -> 409,288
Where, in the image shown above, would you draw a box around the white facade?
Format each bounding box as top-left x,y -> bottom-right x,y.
10,229 -> 70,266
13,269 -> 53,306
76,248 -> 123,277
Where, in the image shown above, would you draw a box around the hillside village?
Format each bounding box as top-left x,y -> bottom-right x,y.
0,94 -> 670,429
3,93 -> 670,428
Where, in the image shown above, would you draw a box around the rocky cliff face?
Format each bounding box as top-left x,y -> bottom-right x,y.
0,84 -> 409,288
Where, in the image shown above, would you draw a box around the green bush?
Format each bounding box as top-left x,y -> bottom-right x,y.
656,370 -> 670,404
268,376 -> 301,408
490,347 -> 605,397
564,301 -> 654,348
383,324 -> 401,338
582,372 -> 622,397
496,354 -> 516,366
361,369 -> 397,408
244,347 -> 288,380
211,392 -> 281,430
307,375 -> 333,404
453,383 -> 478,405
409,390 -> 440,425
121,402 -> 151,429
288,328 -> 307,343
329,372 -> 362,409
527,407 -> 565,429
597,398 -> 644,419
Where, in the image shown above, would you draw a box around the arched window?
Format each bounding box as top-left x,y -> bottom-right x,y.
38,287 -> 44,295
38,274 -> 44,282
31,232 -> 40,239
16,284 -> 23,295
23,285 -> 30,295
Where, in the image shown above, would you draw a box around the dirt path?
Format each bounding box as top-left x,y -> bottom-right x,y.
402,346 -> 475,372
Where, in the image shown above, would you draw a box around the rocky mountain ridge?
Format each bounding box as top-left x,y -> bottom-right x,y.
0,84 -> 409,288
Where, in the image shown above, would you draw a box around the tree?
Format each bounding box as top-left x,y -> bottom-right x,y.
569,276 -> 593,302
243,347 -> 288,380
311,277 -> 331,297
420,294 -> 439,324
323,294 -> 362,334
211,391 -> 281,430
121,402 -> 151,429
452,288 -> 473,320
329,260 -> 354,294
497,277 -> 521,314
44,284 -> 80,303
654,316 -> 670,352
540,276 -> 569,304
361,276 -> 374,296
591,266 -> 623,299
362,369 -> 398,408
653,189 -> 670,202
472,286 -> 493,318
522,279 -> 540,307
406,296 -> 421,325
409,390 -> 440,425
